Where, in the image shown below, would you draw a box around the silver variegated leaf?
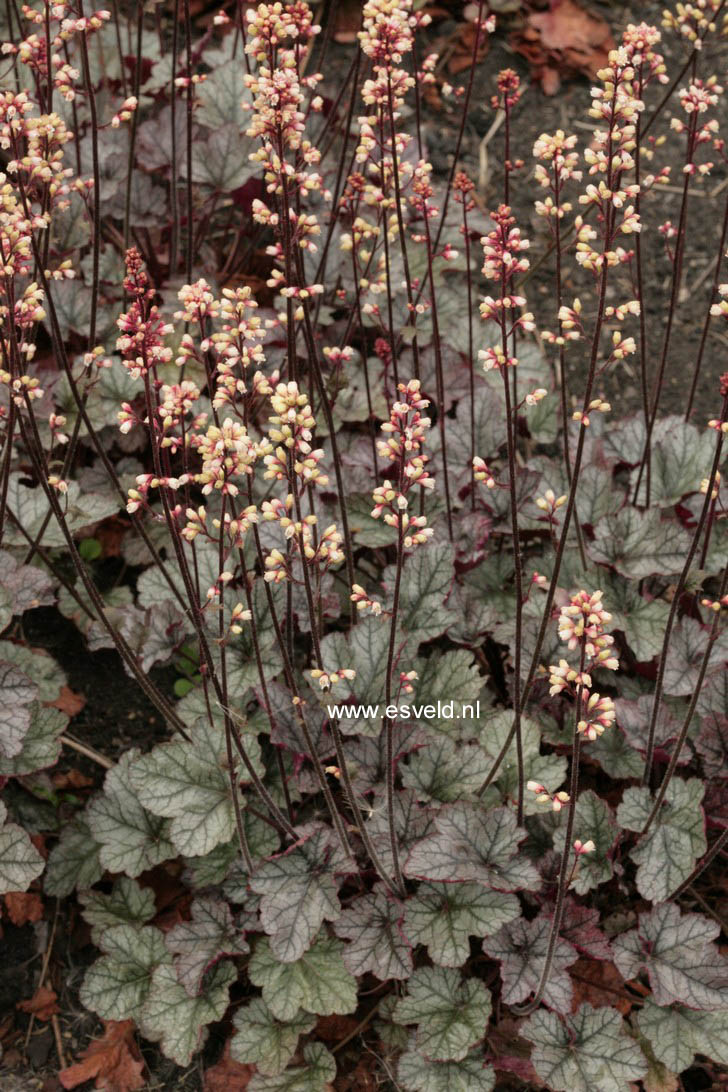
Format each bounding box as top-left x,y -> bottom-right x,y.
404,804 -> 540,891
551,790 -> 617,894
483,914 -> 577,1012
250,825 -> 347,963
589,508 -> 691,579
246,1039 -> 333,1092
319,616 -> 389,736
129,718 -> 253,857
617,778 -> 706,902
402,738 -> 488,802
333,885 -> 412,980
44,816 -> 103,897
79,877 -> 156,944
404,882 -> 520,968
638,999 -> 728,1073
80,923 -> 170,1021
86,751 -> 176,877
398,1045 -> 495,1092
524,1004 -> 646,1092
139,959 -> 236,1067
247,1042 -> 335,1092
479,713 -> 567,813
0,704 -> 66,776
613,903 -> 728,1010
383,542 -> 457,646
165,895 -> 248,995
231,999 -> 316,1077
393,966 -> 491,1062
248,936 -> 357,1023
0,660 -> 36,759
0,801 -> 45,894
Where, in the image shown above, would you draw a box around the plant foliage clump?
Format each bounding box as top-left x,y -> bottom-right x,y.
1,0 -> 728,1088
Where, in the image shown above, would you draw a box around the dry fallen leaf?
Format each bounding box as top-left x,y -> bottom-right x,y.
203,1041 -> 255,1092
4,891 -> 44,925
17,987 -> 59,1022
447,21 -> 489,76
511,0 -> 615,94
334,1054 -> 379,1092
52,769 -> 95,791
570,957 -> 632,1015
49,686 -> 86,718
95,516 -> 128,558
315,1013 -> 360,1043
59,1020 -> 145,1092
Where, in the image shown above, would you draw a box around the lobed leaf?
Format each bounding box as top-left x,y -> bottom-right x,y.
0,660 -> 36,759
629,417 -> 716,507
247,1042 -> 336,1092
139,959 -> 236,1067
480,713 -> 567,811
80,923 -> 170,1022
398,1045 -> 495,1092
393,965 -> 491,1062
319,616 -> 389,736
44,817 -> 103,897
404,882 -> 519,968
3,475 -> 119,549
0,550 -> 54,622
551,790 -> 617,894
165,895 -> 248,995
524,1004 -> 647,1091
0,801 -> 45,894
86,751 -> 176,877
248,936 -> 357,1023
483,914 -> 578,1012
79,877 -> 156,945
663,617 -> 728,697
409,651 -> 485,737
589,508 -> 691,579
383,543 -> 456,646
613,903 -> 728,1009
402,737 -> 489,802
231,999 -> 316,1077
250,825 -> 346,963
129,718 -> 249,857
617,779 -> 706,903
333,885 -> 413,980
0,704 -> 66,776
638,998 -> 728,1073
404,803 -> 540,891
368,789 -> 437,877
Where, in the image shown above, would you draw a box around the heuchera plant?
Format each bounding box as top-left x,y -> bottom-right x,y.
1,0 -> 728,1088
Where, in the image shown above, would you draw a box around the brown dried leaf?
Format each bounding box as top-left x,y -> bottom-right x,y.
489,1015 -> 540,1084
17,987 -> 59,1022
447,21 -> 489,76
204,1041 -> 255,1092
4,891 -> 44,925
570,957 -> 632,1015
96,517 -> 128,558
49,687 -> 86,718
59,1020 -> 145,1092
315,1013 -> 360,1044
334,1054 -> 379,1092
52,769 -> 94,791
511,0 -> 614,94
